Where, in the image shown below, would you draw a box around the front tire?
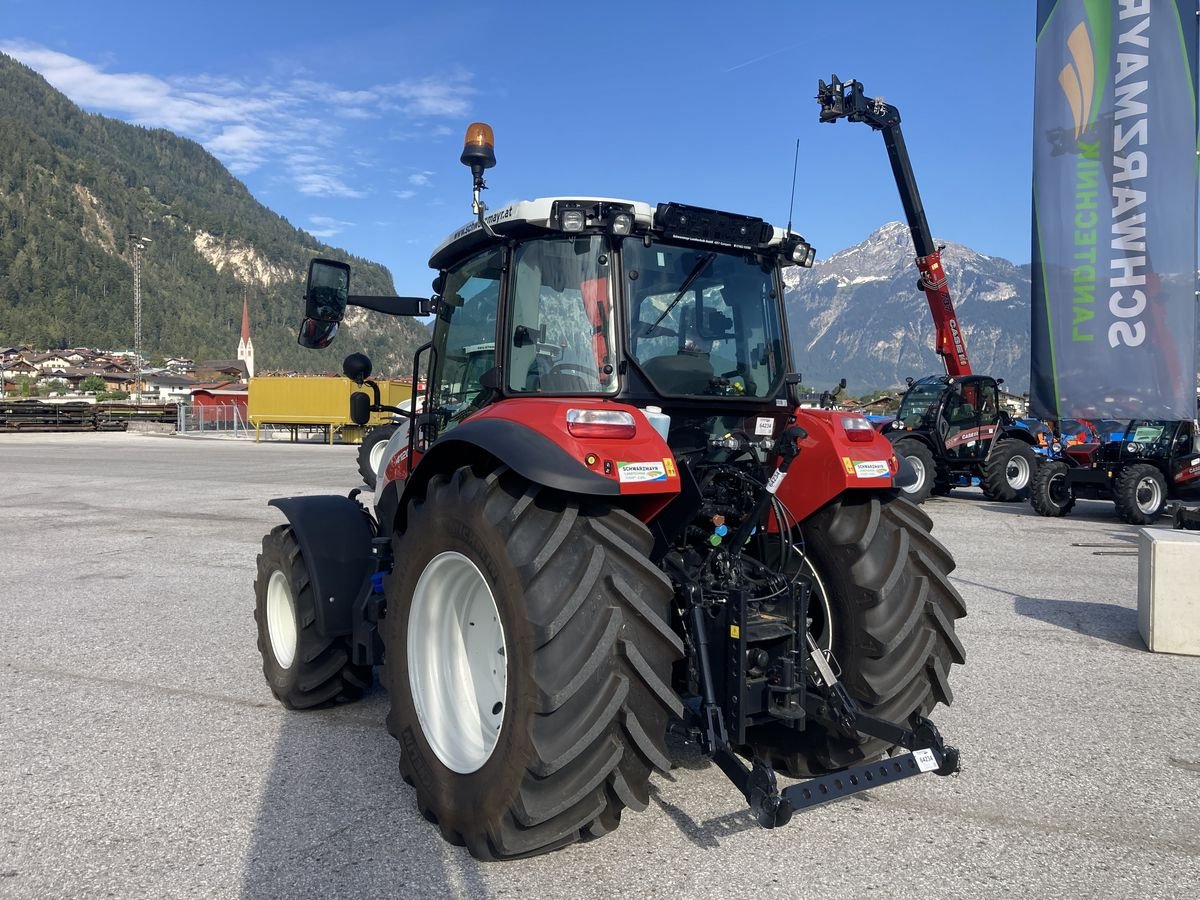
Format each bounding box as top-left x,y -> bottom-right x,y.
894,438 -> 936,504
1114,463 -> 1167,525
751,492 -> 966,777
983,439 -> 1037,501
253,525 -> 372,709
357,425 -> 397,489
1030,459 -> 1075,517
382,466 -> 682,860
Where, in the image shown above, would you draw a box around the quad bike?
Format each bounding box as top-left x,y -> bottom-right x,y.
253,116 -> 966,860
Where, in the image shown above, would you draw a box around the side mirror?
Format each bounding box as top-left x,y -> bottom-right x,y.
305,258 -> 351,323
298,318 -> 338,349
342,353 -> 372,385
349,391 -> 371,426
784,372 -> 803,408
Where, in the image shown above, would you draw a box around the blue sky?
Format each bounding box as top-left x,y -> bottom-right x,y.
1,1 -> 1035,292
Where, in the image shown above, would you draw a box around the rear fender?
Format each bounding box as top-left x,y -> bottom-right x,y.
267,495 -> 376,638
773,409 -> 901,523
393,398 -> 680,531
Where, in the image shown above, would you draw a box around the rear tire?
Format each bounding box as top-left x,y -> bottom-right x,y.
1114,463 -> 1167,525
893,438 -> 936,504
382,466 -> 682,860
253,525 -> 372,709
983,439 -> 1037,501
358,425 -> 397,489
1030,459 -> 1075,517
750,492 -> 966,777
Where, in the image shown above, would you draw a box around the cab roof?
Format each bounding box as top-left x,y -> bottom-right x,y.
428,196 -> 793,271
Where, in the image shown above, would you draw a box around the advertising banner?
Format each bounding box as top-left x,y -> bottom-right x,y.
1031,0 -> 1198,420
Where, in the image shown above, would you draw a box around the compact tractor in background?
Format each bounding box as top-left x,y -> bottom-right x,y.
253,113 -> 966,860
817,77 -> 1040,505
1030,419 -> 1200,524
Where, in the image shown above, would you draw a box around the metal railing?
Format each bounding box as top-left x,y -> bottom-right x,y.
176,404 -> 248,437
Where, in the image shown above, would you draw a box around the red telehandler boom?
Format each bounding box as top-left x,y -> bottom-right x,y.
817,76 -> 972,378
817,76 -> 1042,505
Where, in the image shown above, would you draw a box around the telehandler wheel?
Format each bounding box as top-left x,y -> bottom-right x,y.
750,493 -> 966,778
983,439 -> 1038,501
893,438 -> 935,504
357,424 -> 397,489
1030,459 -> 1075,517
253,525 -> 373,709
382,465 -> 682,860
1114,463 -> 1167,525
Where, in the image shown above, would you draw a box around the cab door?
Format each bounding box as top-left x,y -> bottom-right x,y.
941,383 -> 983,462
1170,421 -> 1200,497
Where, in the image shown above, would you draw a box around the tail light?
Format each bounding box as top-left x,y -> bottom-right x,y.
839,414 -> 875,443
567,408 -> 637,439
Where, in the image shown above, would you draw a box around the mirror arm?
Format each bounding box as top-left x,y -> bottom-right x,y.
347,295 -> 433,316
375,403 -> 414,420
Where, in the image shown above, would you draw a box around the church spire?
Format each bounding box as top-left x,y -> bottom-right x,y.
237,292 -> 255,378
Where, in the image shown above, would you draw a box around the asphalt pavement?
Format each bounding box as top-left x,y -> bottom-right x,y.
1,433 -> 1197,899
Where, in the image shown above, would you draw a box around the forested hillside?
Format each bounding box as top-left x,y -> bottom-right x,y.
0,53 -> 429,374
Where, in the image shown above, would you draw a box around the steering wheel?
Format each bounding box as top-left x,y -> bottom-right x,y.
547,363 -> 604,389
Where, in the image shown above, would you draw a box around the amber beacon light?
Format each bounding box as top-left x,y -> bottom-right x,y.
460,122 -> 496,174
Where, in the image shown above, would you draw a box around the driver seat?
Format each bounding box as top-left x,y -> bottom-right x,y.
640,352 -> 715,395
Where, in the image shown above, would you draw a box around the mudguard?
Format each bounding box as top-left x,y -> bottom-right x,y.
772,409 -> 904,523
389,398 -> 681,531
267,495 -> 376,638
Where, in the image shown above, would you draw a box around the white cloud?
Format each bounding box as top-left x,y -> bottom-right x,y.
0,41 -> 473,199
394,189 -> 416,200
293,172 -> 366,199
306,214 -> 355,238
408,172 -> 433,187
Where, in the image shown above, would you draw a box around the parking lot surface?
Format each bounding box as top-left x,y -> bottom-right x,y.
1,433 -> 1197,899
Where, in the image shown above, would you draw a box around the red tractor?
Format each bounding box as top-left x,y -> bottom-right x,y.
254,121 -> 966,859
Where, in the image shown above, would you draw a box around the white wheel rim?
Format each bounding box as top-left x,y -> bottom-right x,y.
901,455 -> 926,495
408,551 -> 508,774
1007,455 -> 1031,490
266,570 -> 298,669
1136,476 -> 1162,515
369,436 -> 388,479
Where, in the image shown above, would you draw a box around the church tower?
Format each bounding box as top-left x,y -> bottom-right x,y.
237,293 -> 255,378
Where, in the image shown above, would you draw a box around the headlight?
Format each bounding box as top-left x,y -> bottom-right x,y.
560,210 -> 585,232
610,212 -> 633,235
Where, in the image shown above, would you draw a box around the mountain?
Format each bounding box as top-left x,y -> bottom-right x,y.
784,222 -> 1031,394
0,53 -> 429,375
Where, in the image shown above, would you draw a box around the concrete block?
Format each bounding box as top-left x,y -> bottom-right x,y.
1137,527 -> 1200,655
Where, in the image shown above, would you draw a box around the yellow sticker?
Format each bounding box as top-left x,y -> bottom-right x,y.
730,624 -> 741,639
841,456 -> 855,475
663,456 -> 677,478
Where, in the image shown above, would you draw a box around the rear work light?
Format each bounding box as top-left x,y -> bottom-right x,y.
839,414 -> 876,443
566,408 -> 637,439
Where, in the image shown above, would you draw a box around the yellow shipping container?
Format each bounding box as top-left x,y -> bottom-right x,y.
247,376 -> 414,443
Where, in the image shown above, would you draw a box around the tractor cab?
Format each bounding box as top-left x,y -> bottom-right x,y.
886,373 -> 1037,502
421,196 -> 807,455
891,373 -> 1006,463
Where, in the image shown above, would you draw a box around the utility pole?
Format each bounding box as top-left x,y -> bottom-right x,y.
128,233 -> 152,404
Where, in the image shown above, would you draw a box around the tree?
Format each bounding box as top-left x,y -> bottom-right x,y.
79,374 -> 105,393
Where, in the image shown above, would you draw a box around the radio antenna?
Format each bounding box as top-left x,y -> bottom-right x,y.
786,138 -> 800,235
